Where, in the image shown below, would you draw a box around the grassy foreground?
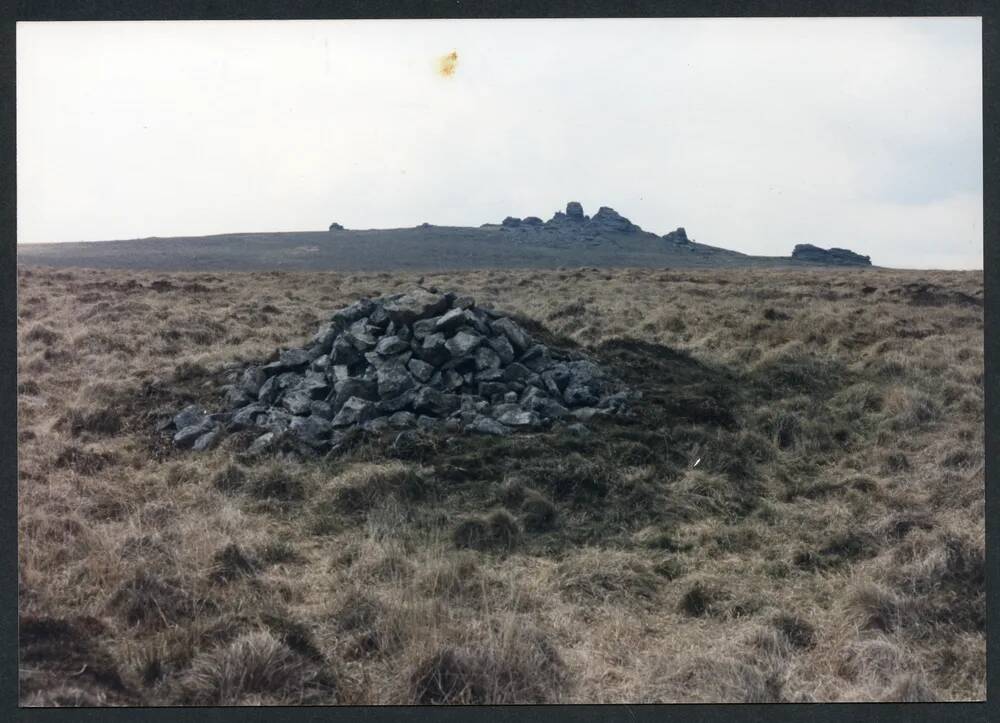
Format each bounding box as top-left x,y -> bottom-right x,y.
17,264 -> 984,705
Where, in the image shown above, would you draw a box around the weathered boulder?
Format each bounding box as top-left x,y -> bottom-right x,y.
418,332 -> 451,366
446,330 -> 483,358
331,397 -> 376,427
376,389 -> 416,415
330,336 -> 361,365
225,387 -> 252,410
407,357 -> 435,383
248,432 -> 278,455
663,227 -> 690,244
173,404 -> 207,431
466,415 -> 510,435
282,389 -> 314,416
377,362 -> 416,399
412,386 -> 461,416
289,415 -> 333,448
375,335 -> 410,356
383,289 -> 449,325
345,322 -> 378,352
192,428 -> 222,452
230,403 -> 267,431
332,377 -> 378,409
173,418 -> 216,448
331,298 -> 376,326
494,406 -> 542,427
791,244 -> 872,266
263,409 -> 293,434
435,308 -> 470,334
490,318 -> 530,353
389,411 -> 416,429
239,367 -> 267,395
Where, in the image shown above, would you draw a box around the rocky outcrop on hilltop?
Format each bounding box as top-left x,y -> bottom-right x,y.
164,290 -> 637,455
791,244 -> 871,266
499,202 -> 643,236
663,227 -> 690,245
591,207 -> 641,233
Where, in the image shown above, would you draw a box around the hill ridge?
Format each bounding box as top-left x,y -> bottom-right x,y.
17,201 -> 874,272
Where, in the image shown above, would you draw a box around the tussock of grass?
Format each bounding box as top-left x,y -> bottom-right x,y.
678,581 -> 729,617
245,463 -> 306,502
770,613 -> 816,650
883,672 -> 938,702
837,638 -> 908,687
416,552 -> 483,603
53,445 -> 116,475
407,623 -> 565,704
62,407 -> 123,437
520,491 -> 557,532
753,348 -> 848,397
176,631 -> 338,705
209,544 -> 259,583
794,530 -> 877,572
519,453 -> 615,503
557,549 -> 660,606
453,510 -> 521,552
106,572 -> 211,631
648,655 -> 787,703
331,588 -> 404,659
212,464 -> 247,493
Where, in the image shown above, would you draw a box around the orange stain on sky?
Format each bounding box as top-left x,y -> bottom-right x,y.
438,51 -> 458,77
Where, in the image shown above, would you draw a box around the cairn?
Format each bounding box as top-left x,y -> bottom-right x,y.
165,289 -> 637,455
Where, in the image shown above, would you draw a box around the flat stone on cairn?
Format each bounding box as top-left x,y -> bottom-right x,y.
166,289 -> 637,453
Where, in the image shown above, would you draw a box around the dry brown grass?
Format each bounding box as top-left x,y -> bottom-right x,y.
16,264 -> 984,704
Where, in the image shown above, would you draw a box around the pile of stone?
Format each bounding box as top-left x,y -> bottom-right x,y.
166,289 -> 636,455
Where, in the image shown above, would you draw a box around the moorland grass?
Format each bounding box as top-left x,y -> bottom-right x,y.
16,264 -> 984,704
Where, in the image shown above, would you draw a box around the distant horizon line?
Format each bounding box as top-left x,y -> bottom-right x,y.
14,229 -> 985,272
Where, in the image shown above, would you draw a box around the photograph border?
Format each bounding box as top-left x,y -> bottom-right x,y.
2,1 -> 994,721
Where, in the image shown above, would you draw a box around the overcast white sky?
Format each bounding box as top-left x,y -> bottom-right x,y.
17,18 -> 982,268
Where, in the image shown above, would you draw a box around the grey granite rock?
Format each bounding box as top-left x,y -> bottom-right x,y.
418,332 -> 450,367
173,418 -> 215,448
332,397 -> 376,427
290,414 -> 333,448
248,432 -> 278,455
407,357 -> 435,383
376,335 -> 410,356
445,330 -> 483,358
331,298 -> 376,326
389,411 -> 416,429
466,415 -> 510,436
192,428 -> 222,452
230,403 -> 267,431
282,389 -> 314,416
383,289 -> 449,324
173,404 -> 207,430
332,377 -> 378,409
490,318 -> 530,353
377,362 -> 415,399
